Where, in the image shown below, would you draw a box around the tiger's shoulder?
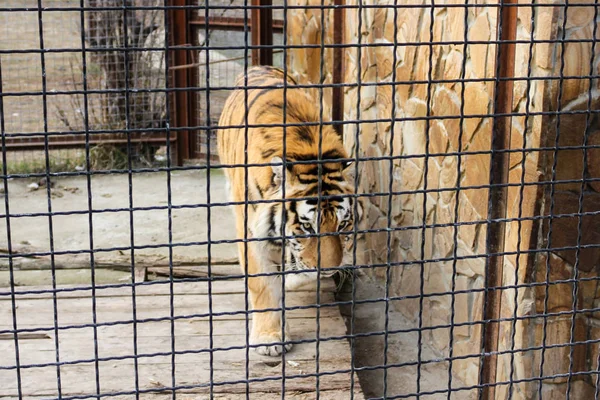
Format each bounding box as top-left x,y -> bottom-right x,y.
218,65 -> 347,192
234,66 -> 298,87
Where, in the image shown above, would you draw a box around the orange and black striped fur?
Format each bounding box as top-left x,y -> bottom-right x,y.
217,66 -> 357,356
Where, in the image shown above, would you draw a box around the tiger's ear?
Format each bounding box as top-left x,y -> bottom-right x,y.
271,156 -> 291,188
342,160 -> 356,182
271,157 -> 284,187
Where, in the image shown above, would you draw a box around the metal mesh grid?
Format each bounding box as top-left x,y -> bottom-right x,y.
194,30 -> 285,163
0,0 -> 167,170
193,0 -> 285,163
1,0 -> 600,399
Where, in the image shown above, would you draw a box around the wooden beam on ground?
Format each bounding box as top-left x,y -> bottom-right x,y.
0,278 -> 363,398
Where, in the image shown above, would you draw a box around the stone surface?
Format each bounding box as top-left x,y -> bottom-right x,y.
337,0 -> 497,384
590,321 -> 600,373
287,0 -> 600,397
532,316 -> 587,384
539,381 -> 596,400
542,191 -> 600,272
587,130 -> 600,193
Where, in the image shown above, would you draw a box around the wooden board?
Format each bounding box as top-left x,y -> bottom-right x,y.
0,278 -> 363,399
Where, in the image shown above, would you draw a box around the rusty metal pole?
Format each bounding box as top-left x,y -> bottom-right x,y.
191,16 -> 283,32
480,0 -> 518,397
169,0 -> 191,164
332,0 -> 345,135
251,0 -> 274,65
187,2 -> 200,160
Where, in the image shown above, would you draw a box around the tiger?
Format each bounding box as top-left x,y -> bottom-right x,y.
217,66 -> 359,356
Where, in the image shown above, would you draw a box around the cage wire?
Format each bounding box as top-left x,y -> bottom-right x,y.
0,0 -> 169,172
0,0 -> 600,399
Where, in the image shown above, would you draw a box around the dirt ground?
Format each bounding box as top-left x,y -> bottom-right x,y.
0,169 -> 237,286
1,170 -> 472,398
1,0 -> 84,135
337,279 -> 477,399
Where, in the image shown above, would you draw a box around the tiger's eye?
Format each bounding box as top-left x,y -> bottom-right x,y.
302,223 -> 313,232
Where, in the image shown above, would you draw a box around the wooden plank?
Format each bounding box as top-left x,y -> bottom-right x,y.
169,0 -> 192,164
0,333 -> 351,369
0,278 -> 362,398
3,136 -> 175,151
0,253 -> 239,272
251,0 -> 274,66
0,390 -> 361,400
146,264 -> 241,279
1,276 -> 336,300
0,293 -> 340,330
1,357 -> 356,397
332,0 -> 345,135
481,0 -> 519,396
0,315 -> 346,337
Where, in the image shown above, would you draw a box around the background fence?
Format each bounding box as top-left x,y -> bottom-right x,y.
1,0 -> 600,399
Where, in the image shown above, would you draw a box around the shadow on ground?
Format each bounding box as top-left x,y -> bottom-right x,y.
336,275 -> 477,399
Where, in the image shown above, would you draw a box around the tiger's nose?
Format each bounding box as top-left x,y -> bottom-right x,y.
318,236 -> 342,269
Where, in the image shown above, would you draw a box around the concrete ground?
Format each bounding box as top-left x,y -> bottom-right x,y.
337,278 -> 477,399
0,169 -> 237,286
1,169 -> 471,398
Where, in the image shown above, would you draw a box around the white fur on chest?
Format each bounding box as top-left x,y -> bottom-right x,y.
283,271 -> 319,290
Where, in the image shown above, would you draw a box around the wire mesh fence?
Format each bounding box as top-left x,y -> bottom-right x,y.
192,0 -> 286,162
0,0 -> 168,172
1,0 -> 600,399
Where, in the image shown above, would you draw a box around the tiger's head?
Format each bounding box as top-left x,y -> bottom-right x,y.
251,155 -> 361,278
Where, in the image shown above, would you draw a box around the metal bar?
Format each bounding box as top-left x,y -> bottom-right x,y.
3,137 -> 175,151
187,4 -> 200,161
169,0 -> 191,164
251,0 -> 273,65
251,1 -> 260,65
190,16 -> 284,33
170,50 -> 286,71
332,0 -> 345,135
480,0 -> 518,397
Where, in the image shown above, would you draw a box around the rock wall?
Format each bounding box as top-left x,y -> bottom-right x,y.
289,0 -> 498,388
287,0 -> 335,119
286,0 -> 599,398
496,0 -> 600,398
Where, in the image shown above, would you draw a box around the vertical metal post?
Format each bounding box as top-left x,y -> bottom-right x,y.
481,0 -> 518,398
251,0 -> 273,65
332,0 -> 345,135
188,5 -> 200,160
169,0 -> 191,164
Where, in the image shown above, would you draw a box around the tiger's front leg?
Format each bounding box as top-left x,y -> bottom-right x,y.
247,262 -> 293,356
236,232 -> 291,356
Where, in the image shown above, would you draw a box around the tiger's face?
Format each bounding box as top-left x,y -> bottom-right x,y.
269,153 -> 360,277
249,155 -> 361,279
284,194 -> 355,276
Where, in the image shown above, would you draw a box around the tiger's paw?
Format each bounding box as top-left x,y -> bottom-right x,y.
250,331 -> 293,357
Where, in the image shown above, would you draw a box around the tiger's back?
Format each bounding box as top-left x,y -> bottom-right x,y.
217,66 -> 347,201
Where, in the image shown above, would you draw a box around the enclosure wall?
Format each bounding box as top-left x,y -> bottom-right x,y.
287,0 -> 600,398
502,0 -> 600,398
289,0 -> 499,388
